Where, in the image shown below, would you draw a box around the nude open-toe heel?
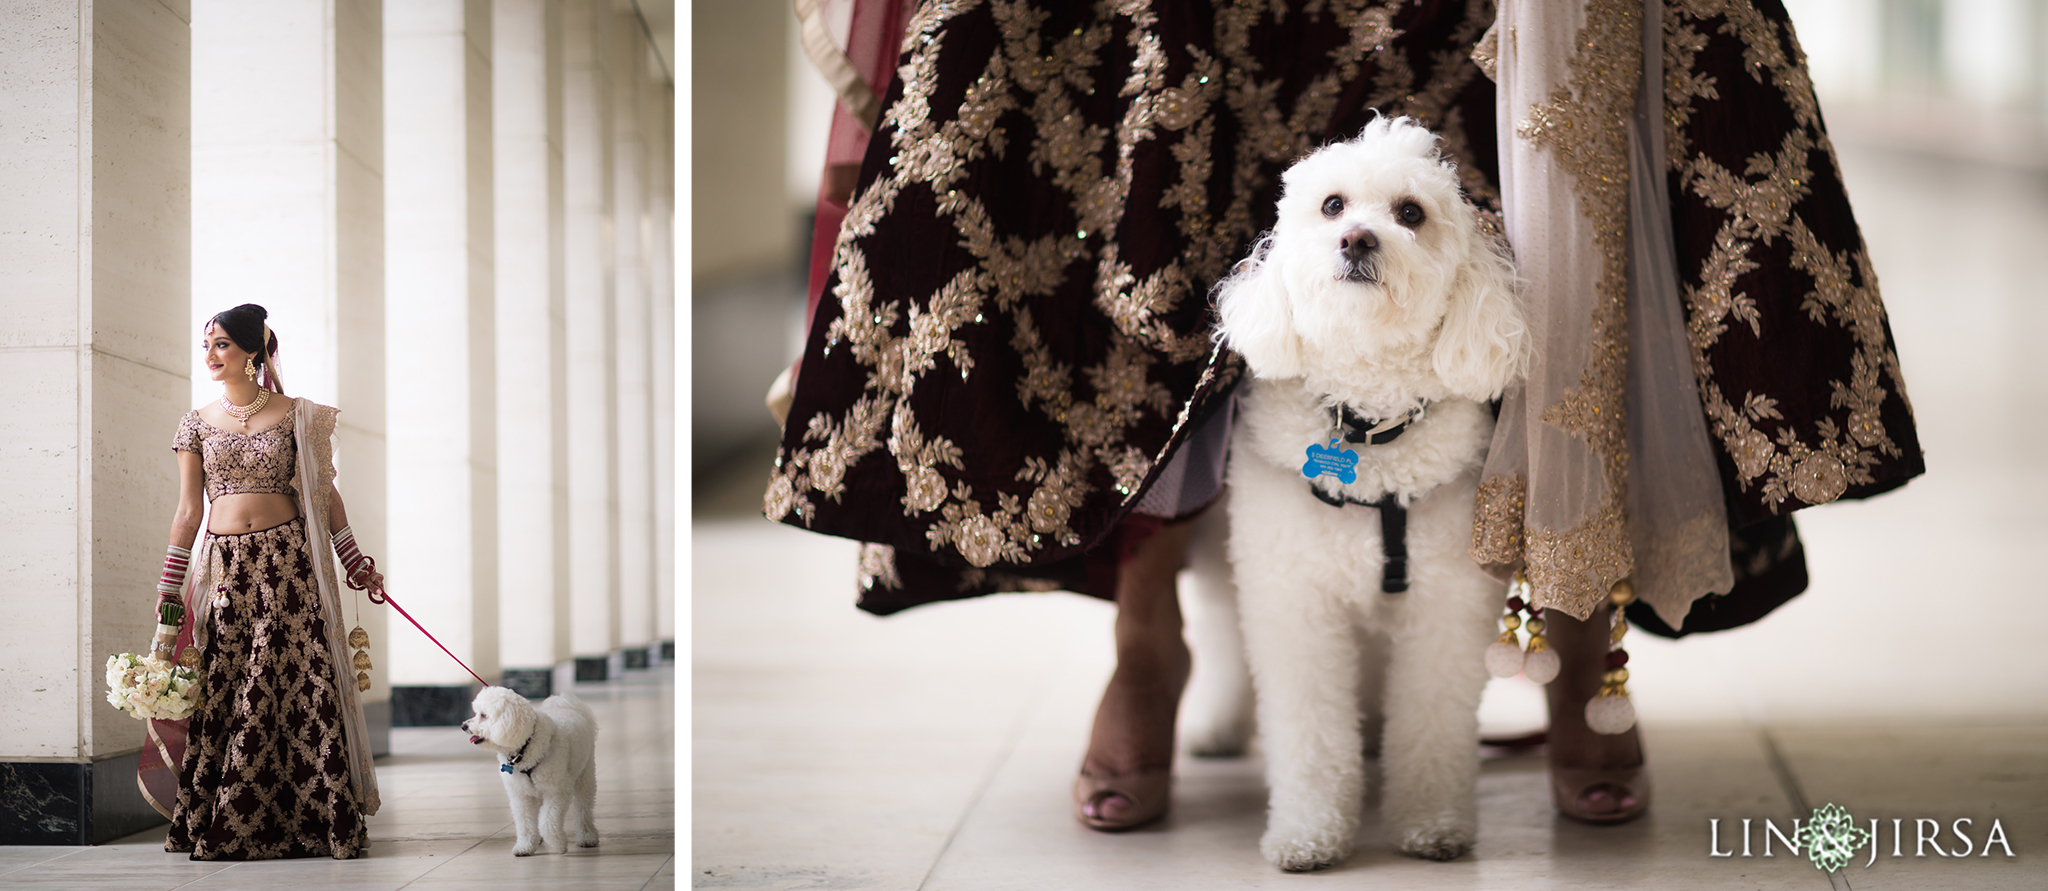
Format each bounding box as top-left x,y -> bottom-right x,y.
1073,767 -> 1171,832
1550,765 -> 1649,825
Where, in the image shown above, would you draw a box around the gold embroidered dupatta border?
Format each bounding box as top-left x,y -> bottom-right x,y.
1474,0 -> 1733,623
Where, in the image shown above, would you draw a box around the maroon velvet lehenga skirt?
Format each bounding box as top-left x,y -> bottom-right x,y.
165,517 -> 366,860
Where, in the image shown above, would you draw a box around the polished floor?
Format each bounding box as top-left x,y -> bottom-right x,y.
2,669 -> 675,891
691,137 -> 2048,888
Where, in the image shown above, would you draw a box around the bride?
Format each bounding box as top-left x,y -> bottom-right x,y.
141,303 -> 385,860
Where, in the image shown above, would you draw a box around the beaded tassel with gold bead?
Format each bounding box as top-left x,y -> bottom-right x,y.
349,587 -> 373,692
1484,571 -> 1560,683
1521,611 -> 1559,685
1585,578 -> 1637,734
1485,572 -> 1530,678
350,625 -> 373,691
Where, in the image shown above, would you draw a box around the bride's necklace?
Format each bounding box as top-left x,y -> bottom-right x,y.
221,389 -> 270,429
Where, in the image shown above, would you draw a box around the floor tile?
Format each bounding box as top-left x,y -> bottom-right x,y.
1767,723 -> 2047,889
0,670 -> 672,889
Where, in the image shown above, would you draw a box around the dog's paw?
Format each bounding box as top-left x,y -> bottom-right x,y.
1260,822 -> 1355,872
1395,815 -> 1474,862
1182,716 -> 1253,759
512,844 -> 538,857
576,836 -> 599,848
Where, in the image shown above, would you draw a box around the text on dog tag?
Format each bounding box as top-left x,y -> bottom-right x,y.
1302,439 -> 1359,484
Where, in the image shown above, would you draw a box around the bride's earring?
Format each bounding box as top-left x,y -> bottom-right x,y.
243,357 -> 256,381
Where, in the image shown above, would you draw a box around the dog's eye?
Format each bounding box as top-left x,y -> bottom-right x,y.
1321,195 -> 1344,219
1396,201 -> 1425,228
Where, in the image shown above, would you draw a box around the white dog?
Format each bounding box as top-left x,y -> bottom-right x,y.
461,686 -> 601,856
1213,116 -> 1527,871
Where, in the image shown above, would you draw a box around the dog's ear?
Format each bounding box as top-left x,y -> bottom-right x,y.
503,693 -> 538,746
1432,224 -> 1528,400
1214,237 -> 1305,379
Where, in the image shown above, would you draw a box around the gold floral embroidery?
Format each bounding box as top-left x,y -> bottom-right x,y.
174,406 -> 300,501
770,0 -> 1504,574
1524,505 -> 1632,614
168,518 -> 365,860
857,543 -> 904,592
889,404 -> 966,515
1470,20 -> 1499,82
1666,0 -> 1913,513
1635,509 -> 1735,607
1470,471 -> 1527,567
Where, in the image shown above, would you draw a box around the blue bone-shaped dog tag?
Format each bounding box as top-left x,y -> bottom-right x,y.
1301,439 -> 1359,484
500,763 -> 513,774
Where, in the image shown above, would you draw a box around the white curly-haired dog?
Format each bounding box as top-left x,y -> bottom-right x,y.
1213,115 -> 1528,871
461,686 -> 601,856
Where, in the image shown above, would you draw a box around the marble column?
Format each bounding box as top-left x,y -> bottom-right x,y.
563,0 -> 619,680
610,8 -> 655,670
190,0 -> 388,751
492,0 -> 572,699
385,0 -> 499,724
647,66 -> 676,663
0,0 -> 189,845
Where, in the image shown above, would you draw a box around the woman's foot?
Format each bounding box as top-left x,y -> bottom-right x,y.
1542,605 -> 1649,824
1075,520 -> 1194,831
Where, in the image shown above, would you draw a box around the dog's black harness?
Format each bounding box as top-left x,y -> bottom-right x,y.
1309,403 -> 1425,594
500,735 -> 542,778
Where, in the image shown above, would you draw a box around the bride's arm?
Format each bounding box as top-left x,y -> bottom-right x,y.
326,483 -> 386,591
150,451 -> 206,657
169,451 -> 204,549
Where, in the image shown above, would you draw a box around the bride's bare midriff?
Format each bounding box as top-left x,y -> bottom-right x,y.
208,492 -> 300,534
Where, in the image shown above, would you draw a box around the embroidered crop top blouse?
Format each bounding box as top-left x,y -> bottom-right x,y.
171,406 -> 299,502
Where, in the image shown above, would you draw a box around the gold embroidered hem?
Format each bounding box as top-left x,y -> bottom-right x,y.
1470,471 -> 1527,569
1479,0 -> 1644,620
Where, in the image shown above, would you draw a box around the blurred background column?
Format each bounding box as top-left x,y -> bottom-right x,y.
564,0 -> 621,681
1787,0 -> 2048,163
385,0 -> 500,725
190,0 -> 389,751
610,7 -> 657,672
492,0 -> 573,699
0,0 -> 188,844
646,23 -> 677,666
688,0 -> 801,510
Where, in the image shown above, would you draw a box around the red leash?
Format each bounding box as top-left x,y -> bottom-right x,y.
366,584 -> 492,688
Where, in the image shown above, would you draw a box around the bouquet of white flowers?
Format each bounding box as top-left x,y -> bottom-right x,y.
105,651 -> 202,721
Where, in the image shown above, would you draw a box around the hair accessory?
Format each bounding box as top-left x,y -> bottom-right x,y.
220,388 -> 270,428
259,323 -> 285,393
1585,578 -> 1637,734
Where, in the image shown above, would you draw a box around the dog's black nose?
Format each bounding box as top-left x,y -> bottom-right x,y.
1341,228 -> 1378,261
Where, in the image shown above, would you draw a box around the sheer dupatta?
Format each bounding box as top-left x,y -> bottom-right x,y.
793,0 -> 917,333
1472,0 -> 1733,624
138,398 -> 381,819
